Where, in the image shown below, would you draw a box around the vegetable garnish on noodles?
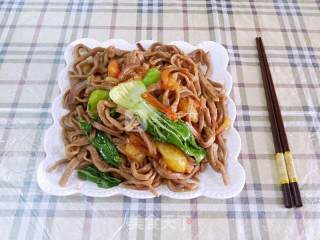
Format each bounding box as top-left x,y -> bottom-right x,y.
49,43 -> 230,194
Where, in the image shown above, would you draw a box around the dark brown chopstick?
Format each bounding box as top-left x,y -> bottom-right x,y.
256,37 -> 302,208
256,38 -> 293,208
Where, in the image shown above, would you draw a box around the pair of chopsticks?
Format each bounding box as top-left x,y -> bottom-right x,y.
256,37 -> 302,208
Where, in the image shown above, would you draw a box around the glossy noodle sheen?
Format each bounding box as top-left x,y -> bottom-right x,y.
49,43 -> 229,195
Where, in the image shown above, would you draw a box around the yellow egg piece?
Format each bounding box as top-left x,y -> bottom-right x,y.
156,142 -> 188,173
125,143 -> 145,164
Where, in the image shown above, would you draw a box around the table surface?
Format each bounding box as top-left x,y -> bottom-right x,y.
0,1 -> 319,239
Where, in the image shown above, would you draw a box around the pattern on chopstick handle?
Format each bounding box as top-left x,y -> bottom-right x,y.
275,153 -> 289,184
284,151 -> 298,183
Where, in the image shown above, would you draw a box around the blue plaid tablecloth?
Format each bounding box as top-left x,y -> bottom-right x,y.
0,1 -> 319,239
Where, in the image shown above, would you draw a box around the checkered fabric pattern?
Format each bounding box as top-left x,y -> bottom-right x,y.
0,0 -> 319,239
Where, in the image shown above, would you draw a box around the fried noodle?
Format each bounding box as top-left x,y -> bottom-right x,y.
49,43 -> 229,195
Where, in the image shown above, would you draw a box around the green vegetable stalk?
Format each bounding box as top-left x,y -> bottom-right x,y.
109,80 -> 206,163
79,120 -> 121,167
142,68 -> 161,88
87,89 -> 109,117
78,165 -> 122,188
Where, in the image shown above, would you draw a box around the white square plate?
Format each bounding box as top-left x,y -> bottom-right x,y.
37,38 -> 245,199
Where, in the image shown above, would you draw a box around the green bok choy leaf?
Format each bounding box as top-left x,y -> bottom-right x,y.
109,80 -> 206,163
